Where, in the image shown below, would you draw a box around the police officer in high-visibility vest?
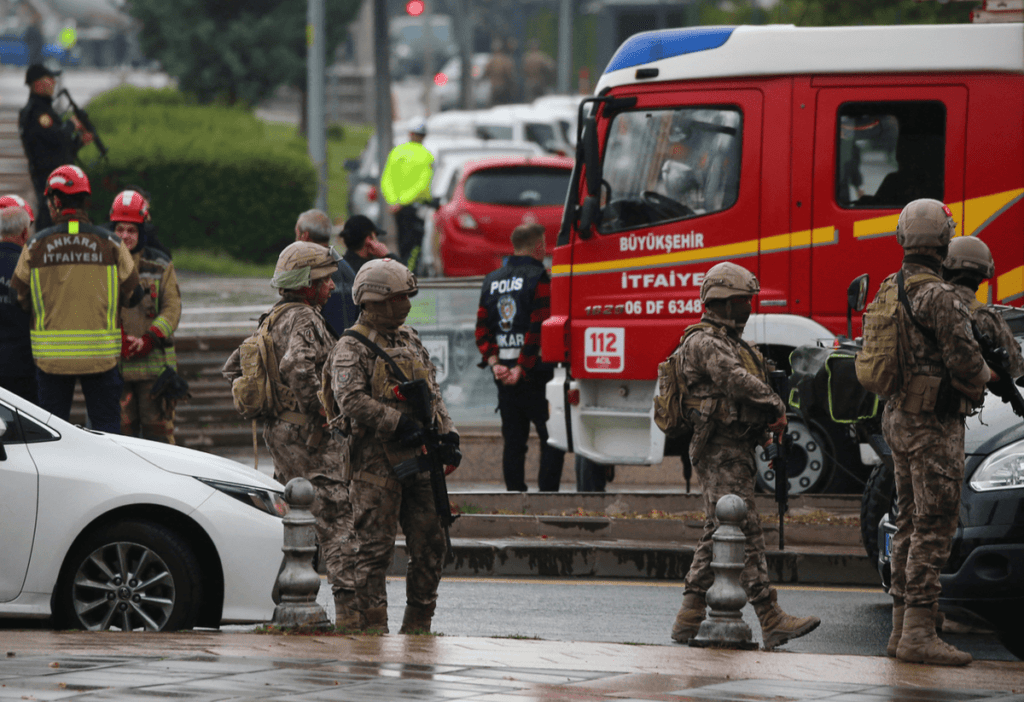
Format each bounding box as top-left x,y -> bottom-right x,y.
113,190 -> 182,443
380,121 -> 433,271
11,165 -> 143,433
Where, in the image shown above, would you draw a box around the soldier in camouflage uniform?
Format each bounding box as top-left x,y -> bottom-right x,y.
222,242 -> 343,488
942,237 -> 1024,379
114,191 -> 182,442
881,199 -> 992,667
667,262 -> 820,650
320,258 -> 458,635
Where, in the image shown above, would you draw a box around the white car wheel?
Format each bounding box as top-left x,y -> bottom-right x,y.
58,521 -> 203,632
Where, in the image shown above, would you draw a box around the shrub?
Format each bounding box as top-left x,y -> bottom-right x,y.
82,86 -> 315,263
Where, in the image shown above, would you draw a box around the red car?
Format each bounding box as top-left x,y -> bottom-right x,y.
435,155 -> 574,277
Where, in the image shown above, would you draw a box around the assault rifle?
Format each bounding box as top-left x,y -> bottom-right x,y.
972,323 -> 1024,419
57,89 -> 108,159
389,378 -> 461,557
767,370 -> 794,550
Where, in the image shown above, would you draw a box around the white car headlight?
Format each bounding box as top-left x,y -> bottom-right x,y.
196,478 -> 289,517
970,439 -> 1024,492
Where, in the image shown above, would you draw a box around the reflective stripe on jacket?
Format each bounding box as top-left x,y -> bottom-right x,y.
13,218 -> 139,375
120,247 -> 181,381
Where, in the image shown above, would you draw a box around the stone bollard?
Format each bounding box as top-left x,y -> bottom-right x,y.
690,494 -> 757,650
271,478 -> 330,629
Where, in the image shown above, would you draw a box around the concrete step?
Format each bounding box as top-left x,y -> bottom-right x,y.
448,513 -> 861,548
390,538 -> 877,584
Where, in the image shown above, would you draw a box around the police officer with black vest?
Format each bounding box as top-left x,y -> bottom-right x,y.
475,224 -> 564,491
18,64 -> 93,231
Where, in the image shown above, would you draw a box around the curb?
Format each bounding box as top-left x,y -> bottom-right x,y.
388,538 -> 882,586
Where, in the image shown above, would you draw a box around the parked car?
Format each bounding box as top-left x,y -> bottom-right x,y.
850,305 -> 1024,660
421,141 -> 547,276
346,133 -> 544,230
436,53 -> 491,111
0,388 -> 285,631
531,94 -> 588,147
473,105 -> 573,156
434,155 -> 573,277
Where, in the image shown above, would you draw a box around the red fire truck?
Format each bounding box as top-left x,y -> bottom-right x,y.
542,22 -> 1024,493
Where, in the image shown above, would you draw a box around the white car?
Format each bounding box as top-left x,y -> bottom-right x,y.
0,388 -> 285,631
436,53 -> 492,111
473,104 -> 574,155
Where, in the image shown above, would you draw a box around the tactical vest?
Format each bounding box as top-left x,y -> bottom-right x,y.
321,323 -> 434,469
120,247 -> 179,381
682,321 -> 772,427
24,220 -> 127,375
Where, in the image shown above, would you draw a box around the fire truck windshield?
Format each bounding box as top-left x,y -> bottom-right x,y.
598,107 -> 742,234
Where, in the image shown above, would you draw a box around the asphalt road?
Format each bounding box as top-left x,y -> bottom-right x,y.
304,577 -> 1020,662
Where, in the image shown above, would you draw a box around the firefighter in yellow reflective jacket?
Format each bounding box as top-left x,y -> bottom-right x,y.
380,121 -> 433,270
112,190 -> 182,443
12,165 -> 143,433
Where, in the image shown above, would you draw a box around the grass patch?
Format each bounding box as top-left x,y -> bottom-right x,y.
458,503 -> 484,515
172,249 -> 277,277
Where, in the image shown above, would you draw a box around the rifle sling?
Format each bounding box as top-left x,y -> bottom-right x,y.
342,328 -> 411,383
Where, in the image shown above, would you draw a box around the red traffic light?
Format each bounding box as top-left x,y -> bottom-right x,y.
406,0 -> 424,16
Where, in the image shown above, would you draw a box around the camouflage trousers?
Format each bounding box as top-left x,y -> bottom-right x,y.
683,439 -> 771,605
120,379 -> 174,444
264,417 -> 337,486
317,465 -> 446,613
883,405 -> 964,607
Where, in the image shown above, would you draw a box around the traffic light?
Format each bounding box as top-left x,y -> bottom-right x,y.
405,0 -> 424,16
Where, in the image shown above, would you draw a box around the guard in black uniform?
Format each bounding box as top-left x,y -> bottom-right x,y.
0,203 -> 36,402
18,64 -> 92,231
475,224 -> 564,491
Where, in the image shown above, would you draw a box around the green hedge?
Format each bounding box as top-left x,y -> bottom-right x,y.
82,86 -> 315,263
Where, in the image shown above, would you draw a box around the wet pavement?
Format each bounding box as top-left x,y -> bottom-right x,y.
0,631 -> 1022,701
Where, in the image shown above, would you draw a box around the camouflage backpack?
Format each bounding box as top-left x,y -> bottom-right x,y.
855,270 -> 939,398
230,303 -> 301,420
653,323 -> 712,437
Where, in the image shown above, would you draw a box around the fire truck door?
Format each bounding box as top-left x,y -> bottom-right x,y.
810,84 -> 967,335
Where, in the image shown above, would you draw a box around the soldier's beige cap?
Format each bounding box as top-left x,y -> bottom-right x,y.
272,241 -> 338,289
896,198 -> 955,249
352,257 -> 418,304
945,236 -> 994,279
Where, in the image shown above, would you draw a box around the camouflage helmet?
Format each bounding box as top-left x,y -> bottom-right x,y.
944,236 -> 995,279
271,241 -> 338,290
700,261 -> 760,303
896,198 -> 956,250
352,257 -> 418,304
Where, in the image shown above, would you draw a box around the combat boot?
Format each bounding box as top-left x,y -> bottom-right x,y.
753,588 -> 821,650
887,598 -> 904,658
364,606 -> 389,633
399,603 -> 436,634
895,605 -> 972,666
670,592 -> 706,643
334,591 -> 365,632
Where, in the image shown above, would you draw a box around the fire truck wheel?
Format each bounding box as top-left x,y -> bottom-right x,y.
754,415 -> 835,495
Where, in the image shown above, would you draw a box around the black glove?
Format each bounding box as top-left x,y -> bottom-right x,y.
439,431 -> 459,447
438,443 -> 462,468
395,414 -> 424,448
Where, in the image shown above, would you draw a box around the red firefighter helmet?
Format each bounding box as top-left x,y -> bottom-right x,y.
0,194 -> 34,223
109,190 -> 148,224
44,165 -> 90,197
